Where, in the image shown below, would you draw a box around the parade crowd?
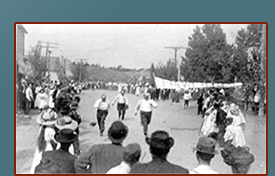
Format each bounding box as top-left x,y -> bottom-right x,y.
16,78 -> 262,174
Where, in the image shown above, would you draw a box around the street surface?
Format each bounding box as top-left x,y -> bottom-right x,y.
16,89 -> 266,174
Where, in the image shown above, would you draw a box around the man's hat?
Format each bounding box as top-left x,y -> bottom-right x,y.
59,100 -> 71,115
108,121 -> 128,144
146,131 -> 174,150
54,129 -> 77,143
55,116 -> 78,131
70,101 -> 79,110
193,136 -> 218,155
123,143 -> 142,162
36,109 -> 57,126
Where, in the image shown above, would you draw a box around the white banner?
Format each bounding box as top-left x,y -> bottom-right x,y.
154,76 -> 242,89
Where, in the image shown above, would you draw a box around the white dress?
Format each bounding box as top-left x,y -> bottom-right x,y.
225,112 -> 246,147
232,113 -> 246,147
35,93 -> 48,109
30,126 -> 56,174
48,89 -> 55,108
29,126 -> 75,174
200,109 -> 218,136
135,87 -> 140,96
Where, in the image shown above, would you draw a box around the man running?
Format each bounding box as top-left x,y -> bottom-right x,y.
112,90 -> 129,120
134,93 -> 157,136
94,94 -> 110,136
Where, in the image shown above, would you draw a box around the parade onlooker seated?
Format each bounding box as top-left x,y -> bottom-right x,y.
74,121 -> 129,173
190,136 -> 218,174
34,129 -> 78,174
130,130 -> 189,174
221,144 -> 255,174
106,143 -> 141,174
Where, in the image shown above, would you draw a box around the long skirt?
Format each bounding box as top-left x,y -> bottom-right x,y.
232,125 -> 246,147
200,112 -> 218,136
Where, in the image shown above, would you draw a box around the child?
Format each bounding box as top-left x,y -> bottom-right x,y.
223,118 -> 234,146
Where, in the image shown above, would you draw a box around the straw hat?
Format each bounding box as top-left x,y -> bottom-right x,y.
36,110 -> 58,126
55,116 -> 78,131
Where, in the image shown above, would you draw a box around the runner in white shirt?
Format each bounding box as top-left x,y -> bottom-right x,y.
94,94 -> 111,136
112,90 -> 129,120
134,93 -> 157,136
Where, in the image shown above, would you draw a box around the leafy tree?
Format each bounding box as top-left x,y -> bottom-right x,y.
233,24 -> 263,84
233,24 -> 266,116
154,59 -> 178,81
184,24 -> 234,83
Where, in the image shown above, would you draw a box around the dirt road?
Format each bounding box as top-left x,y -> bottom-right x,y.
16,89 -> 266,174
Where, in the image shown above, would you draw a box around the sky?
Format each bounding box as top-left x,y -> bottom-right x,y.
22,24 -> 248,69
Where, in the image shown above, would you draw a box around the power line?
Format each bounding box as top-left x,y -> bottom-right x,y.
37,41 -> 59,73
164,46 -> 187,82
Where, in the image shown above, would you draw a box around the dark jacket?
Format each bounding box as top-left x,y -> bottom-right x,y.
130,157 -> 189,174
74,143 -> 124,174
215,108 -> 227,127
34,149 -> 77,174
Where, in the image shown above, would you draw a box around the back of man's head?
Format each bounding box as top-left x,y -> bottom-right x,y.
146,130 -> 174,158
196,151 -> 215,163
123,143 -> 141,166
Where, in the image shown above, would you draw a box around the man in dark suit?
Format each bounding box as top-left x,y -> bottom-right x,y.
74,121 -> 129,174
214,102 -> 227,145
34,129 -> 77,174
130,130 -> 189,174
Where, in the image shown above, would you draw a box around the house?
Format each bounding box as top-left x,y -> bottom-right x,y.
16,24 -> 32,76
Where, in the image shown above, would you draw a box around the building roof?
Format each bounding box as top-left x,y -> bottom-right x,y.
17,24 -> 28,34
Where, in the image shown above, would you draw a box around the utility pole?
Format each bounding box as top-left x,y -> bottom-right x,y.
75,59 -> 87,82
37,41 -> 59,75
164,46 -> 186,82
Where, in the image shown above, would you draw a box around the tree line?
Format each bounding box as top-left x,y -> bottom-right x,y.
152,24 -> 266,90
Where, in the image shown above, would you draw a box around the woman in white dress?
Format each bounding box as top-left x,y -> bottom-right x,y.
225,104 -> 246,147
35,89 -> 49,111
200,106 -> 218,136
135,85 -> 140,97
30,108 -> 58,174
48,86 -> 56,109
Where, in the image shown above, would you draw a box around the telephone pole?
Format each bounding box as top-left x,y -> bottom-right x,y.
164,46 -> 186,82
75,59 -> 87,82
37,41 -> 59,74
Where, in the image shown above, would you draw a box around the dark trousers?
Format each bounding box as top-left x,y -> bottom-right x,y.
184,99 -> 189,107
96,110 -> 108,133
25,99 -> 32,115
216,124 -> 226,145
140,111 -> 152,135
197,103 -> 203,115
117,103 -> 126,120
73,128 -> 80,155
73,136 -> 80,155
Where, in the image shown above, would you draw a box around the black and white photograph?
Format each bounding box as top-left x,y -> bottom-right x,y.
15,23 -> 267,174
